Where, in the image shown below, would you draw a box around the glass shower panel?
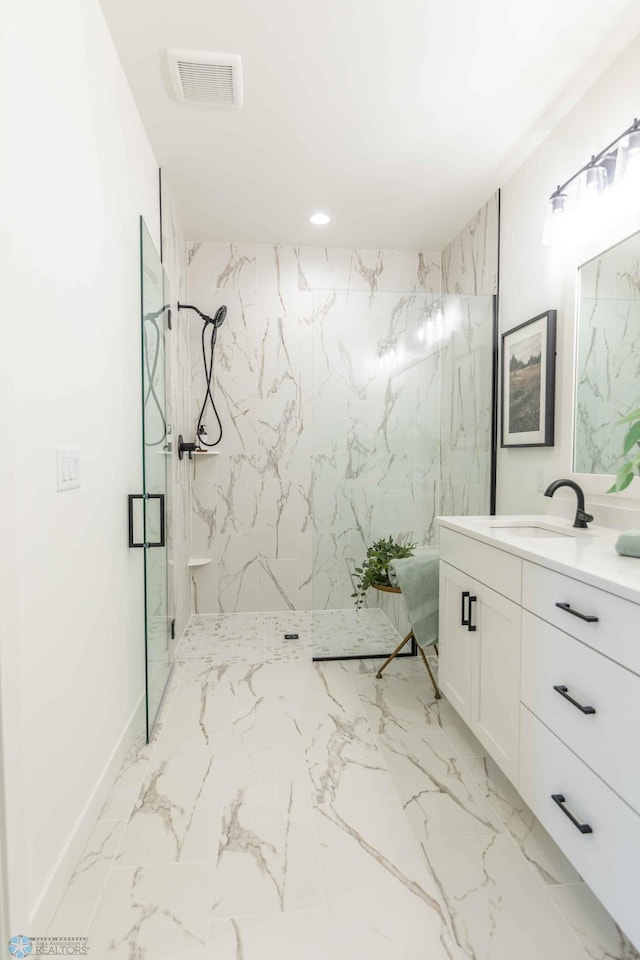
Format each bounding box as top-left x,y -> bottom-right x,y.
307,289 -> 496,661
140,217 -> 172,739
308,289 -> 442,660
438,294 -> 496,518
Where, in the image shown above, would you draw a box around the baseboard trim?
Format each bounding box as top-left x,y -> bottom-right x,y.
29,694 -> 145,932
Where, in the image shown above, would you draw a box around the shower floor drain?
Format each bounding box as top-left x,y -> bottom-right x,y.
284,634 -> 299,640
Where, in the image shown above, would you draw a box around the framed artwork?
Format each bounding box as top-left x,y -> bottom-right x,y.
501,310 -> 556,448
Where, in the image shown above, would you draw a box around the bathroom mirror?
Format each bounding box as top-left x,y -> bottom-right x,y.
574,231 -> 640,475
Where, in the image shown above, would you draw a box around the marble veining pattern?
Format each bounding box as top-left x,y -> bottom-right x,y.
575,252 -> 640,474
186,235 -> 497,625
48,611 -> 637,960
186,243 -> 468,622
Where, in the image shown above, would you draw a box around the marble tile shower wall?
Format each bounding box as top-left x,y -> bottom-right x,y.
441,193 -> 499,298
186,244 -> 441,614
439,193 -> 499,519
307,288 -> 443,613
160,176 -> 191,639
576,255 -> 640,474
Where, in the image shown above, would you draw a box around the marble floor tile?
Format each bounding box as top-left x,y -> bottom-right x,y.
293,661 -> 363,717
315,798 -> 461,960
375,718 -> 502,842
52,611 -> 631,960
301,711 -> 396,804
424,834 -> 589,960
156,663 -> 184,723
99,736 -> 154,822
464,754 -> 581,885
211,766 -> 324,919
548,883 -> 640,960
430,698 -> 487,760
231,694 -> 307,770
49,820 -> 126,936
180,658 -> 243,683
117,746 -> 229,866
233,661 -> 295,698
87,862 -> 216,959
158,682 -> 236,748
207,911 -> 332,960
354,672 -> 438,736
309,608 -> 403,659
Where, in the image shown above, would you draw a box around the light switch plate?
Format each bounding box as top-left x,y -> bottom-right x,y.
57,447 -> 80,491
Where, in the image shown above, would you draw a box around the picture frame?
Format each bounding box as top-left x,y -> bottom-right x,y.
501,310 -> 556,448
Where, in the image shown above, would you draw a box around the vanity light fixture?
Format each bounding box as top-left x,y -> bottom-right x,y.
309,212 -> 330,225
544,117 -> 640,244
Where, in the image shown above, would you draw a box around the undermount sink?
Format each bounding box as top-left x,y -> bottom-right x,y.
489,524 -> 575,539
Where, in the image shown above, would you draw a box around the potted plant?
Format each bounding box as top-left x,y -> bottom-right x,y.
352,535 -> 417,611
608,407 -> 640,493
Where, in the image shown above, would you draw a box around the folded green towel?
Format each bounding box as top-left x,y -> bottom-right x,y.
388,549 -> 440,649
615,530 -> 640,558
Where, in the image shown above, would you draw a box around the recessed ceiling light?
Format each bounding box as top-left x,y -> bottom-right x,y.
309,212 -> 330,225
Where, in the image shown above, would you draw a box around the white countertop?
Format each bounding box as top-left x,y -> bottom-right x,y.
438,515 -> 640,605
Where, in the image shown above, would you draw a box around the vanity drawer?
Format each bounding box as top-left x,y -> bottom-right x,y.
522,561 -> 640,675
519,705 -> 640,948
521,611 -> 640,814
439,526 -> 521,603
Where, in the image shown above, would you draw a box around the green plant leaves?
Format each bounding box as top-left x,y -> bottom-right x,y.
607,408 -> 640,495
617,407 -> 640,426
607,459 -> 639,494
351,535 -> 417,609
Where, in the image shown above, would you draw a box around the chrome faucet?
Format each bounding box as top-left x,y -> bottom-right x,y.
544,479 -> 593,529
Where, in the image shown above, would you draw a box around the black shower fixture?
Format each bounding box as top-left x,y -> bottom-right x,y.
177,302 -> 227,327
177,301 -> 227,452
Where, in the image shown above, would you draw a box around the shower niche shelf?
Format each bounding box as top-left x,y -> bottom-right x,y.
188,558 -> 213,568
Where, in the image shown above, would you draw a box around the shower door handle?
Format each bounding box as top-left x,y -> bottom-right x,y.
128,493 -> 166,548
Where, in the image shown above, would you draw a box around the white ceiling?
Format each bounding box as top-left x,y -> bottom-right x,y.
99,0 -> 640,249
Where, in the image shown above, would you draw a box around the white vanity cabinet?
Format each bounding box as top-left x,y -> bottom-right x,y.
438,516 -> 640,949
439,528 -> 522,783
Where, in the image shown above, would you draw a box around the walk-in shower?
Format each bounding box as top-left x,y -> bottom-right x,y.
182,243 -> 497,665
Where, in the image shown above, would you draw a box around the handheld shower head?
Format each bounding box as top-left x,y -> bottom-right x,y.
213,305 -> 227,327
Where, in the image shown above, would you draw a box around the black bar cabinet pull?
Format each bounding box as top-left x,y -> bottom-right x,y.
128,493 -> 166,549
551,794 -> 593,834
553,684 -> 596,715
467,595 -> 477,632
555,602 -> 599,623
461,591 -> 470,626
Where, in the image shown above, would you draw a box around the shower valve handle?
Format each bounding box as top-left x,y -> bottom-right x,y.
178,435 -> 198,460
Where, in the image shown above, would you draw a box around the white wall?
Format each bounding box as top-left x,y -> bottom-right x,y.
498,32 -> 640,516
1,0 -> 162,930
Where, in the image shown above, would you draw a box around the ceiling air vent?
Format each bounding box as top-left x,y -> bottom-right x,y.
167,50 -> 243,108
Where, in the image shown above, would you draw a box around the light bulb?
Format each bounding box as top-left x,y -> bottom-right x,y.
309,212 -> 330,225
